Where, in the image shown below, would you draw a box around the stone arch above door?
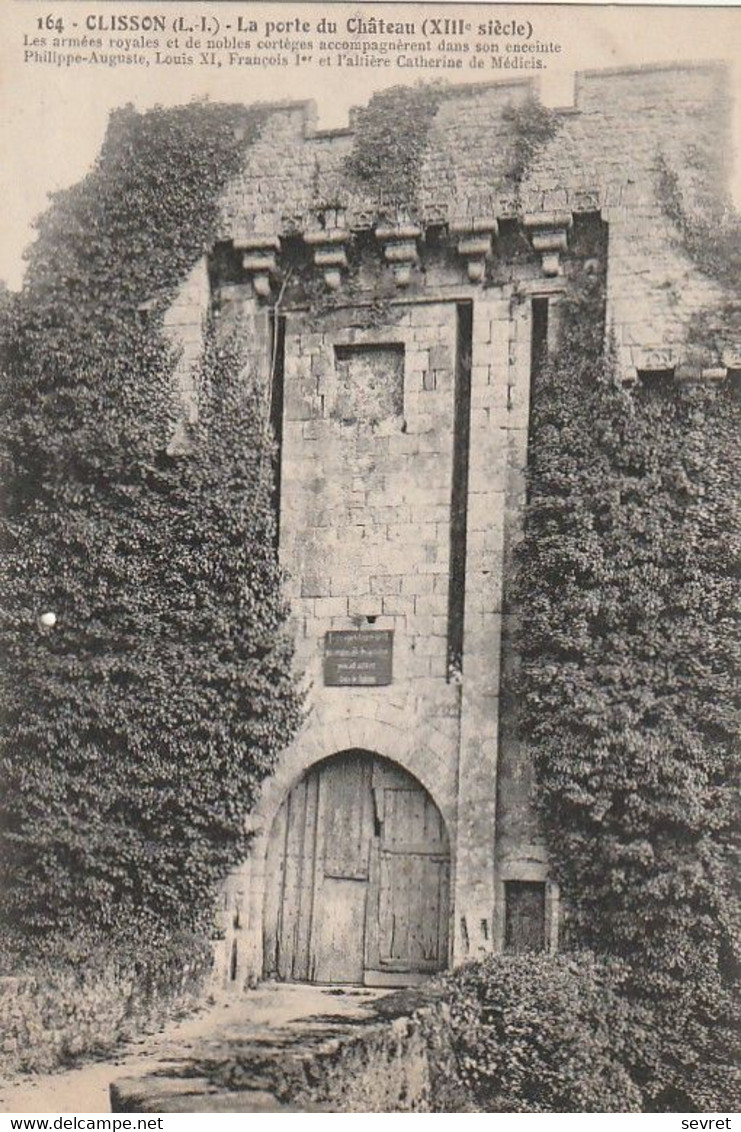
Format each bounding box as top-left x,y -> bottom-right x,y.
247,712 -> 455,846
262,749 -> 452,986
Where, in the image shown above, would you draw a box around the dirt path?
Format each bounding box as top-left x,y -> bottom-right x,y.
0,984 -> 382,1114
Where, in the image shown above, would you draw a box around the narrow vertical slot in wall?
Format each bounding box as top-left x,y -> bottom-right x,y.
528,297 -> 549,454
447,301 -> 473,679
269,313 -> 286,548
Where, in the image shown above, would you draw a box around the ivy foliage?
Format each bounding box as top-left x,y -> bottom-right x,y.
656,152 -> 741,359
439,953 -> 641,1112
0,102 -> 302,945
656,152 -> 741,291
343,82 -> 447,208
343,83 -> 558,214
515,279 -> 740,1110
24,101 -> 265,330
500,97 -> 559,192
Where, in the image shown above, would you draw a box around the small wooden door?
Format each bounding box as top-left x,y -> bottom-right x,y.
263,751 -> 450,985
365,761 -> 450,983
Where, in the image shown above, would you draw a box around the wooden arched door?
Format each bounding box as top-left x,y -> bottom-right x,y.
263,751 -> 450,985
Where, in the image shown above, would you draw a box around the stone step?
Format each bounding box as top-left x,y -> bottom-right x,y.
109,987 -> 439,1113
110,1076 -> 306,1112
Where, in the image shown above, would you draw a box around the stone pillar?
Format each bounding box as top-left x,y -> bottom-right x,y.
452,292 -> 511,963
162,256 -> 210,452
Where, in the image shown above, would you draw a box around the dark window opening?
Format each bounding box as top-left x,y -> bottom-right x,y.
136,298 -> 157,327
530,297 -> 549,391
527,296 -> 549,495
526,298 -> 549,490
636,368 -> 675,393
504,880 -> 546,954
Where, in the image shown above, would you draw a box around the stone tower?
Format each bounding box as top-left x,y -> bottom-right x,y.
163,62 -> 735,988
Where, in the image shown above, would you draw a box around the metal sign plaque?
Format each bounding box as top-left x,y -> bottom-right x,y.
323,630 -> 394,687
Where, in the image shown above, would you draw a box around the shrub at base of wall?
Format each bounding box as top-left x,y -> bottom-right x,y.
0,931 -> 212,1077
155,955 -> 639,1113
430,952 -> 642,1113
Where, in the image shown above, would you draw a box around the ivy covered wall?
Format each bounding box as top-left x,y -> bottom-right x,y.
0,102 -> 303,955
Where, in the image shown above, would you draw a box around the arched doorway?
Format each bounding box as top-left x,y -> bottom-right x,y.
263,750 -> 450,986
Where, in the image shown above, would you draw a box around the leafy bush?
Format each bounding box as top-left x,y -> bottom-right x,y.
440,953 -> 641,1112
515,278 -> 740,1110
0,103 -> 302,944
0,928 -> 212,1075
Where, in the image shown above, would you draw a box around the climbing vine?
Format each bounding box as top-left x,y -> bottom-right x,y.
656,152 -> 741,290
0,102 -> 303,950
500,97 -> 560,195
343,83 -> 559,216
655,151 -> 741,359
514,279 -> 740,1110
344,82 -> 447,209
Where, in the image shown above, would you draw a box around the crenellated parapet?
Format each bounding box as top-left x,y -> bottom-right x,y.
209,62 -> 733,382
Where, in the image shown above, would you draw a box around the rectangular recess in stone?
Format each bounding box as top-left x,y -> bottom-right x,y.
333,344 -> 404,426
504,880 -> 546,954
324,629 -> 393,686
636,368 -> 675,393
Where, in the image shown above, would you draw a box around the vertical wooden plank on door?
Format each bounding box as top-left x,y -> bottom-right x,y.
307,759 -> 326,982
275,776 -> 308,980
364,772 -> 384,974
262,796 -> 288,978
438,849 -> 451,967
324,755 -> 374,875
310,754 -> 372,983
311,878 -> 368,983
291,767 -> 319,980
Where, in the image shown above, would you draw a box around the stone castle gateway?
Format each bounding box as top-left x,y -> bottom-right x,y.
161,63 -> 735,988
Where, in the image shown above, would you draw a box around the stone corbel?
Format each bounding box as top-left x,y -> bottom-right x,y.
524,212 -> 573,277
304,228 -> 350,291
449,217 -> 499,283
375,224 -> 421,288
233,234 -> 281,299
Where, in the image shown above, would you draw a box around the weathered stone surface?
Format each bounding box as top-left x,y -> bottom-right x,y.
110,1077 -> 295,1113
162,64 -> 734,990
110,990 -> 442,1113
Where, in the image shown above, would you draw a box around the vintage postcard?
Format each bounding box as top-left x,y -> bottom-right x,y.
0,0 -> 739,1118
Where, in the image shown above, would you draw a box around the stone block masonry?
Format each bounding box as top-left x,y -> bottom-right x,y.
163,62 -> 736,991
